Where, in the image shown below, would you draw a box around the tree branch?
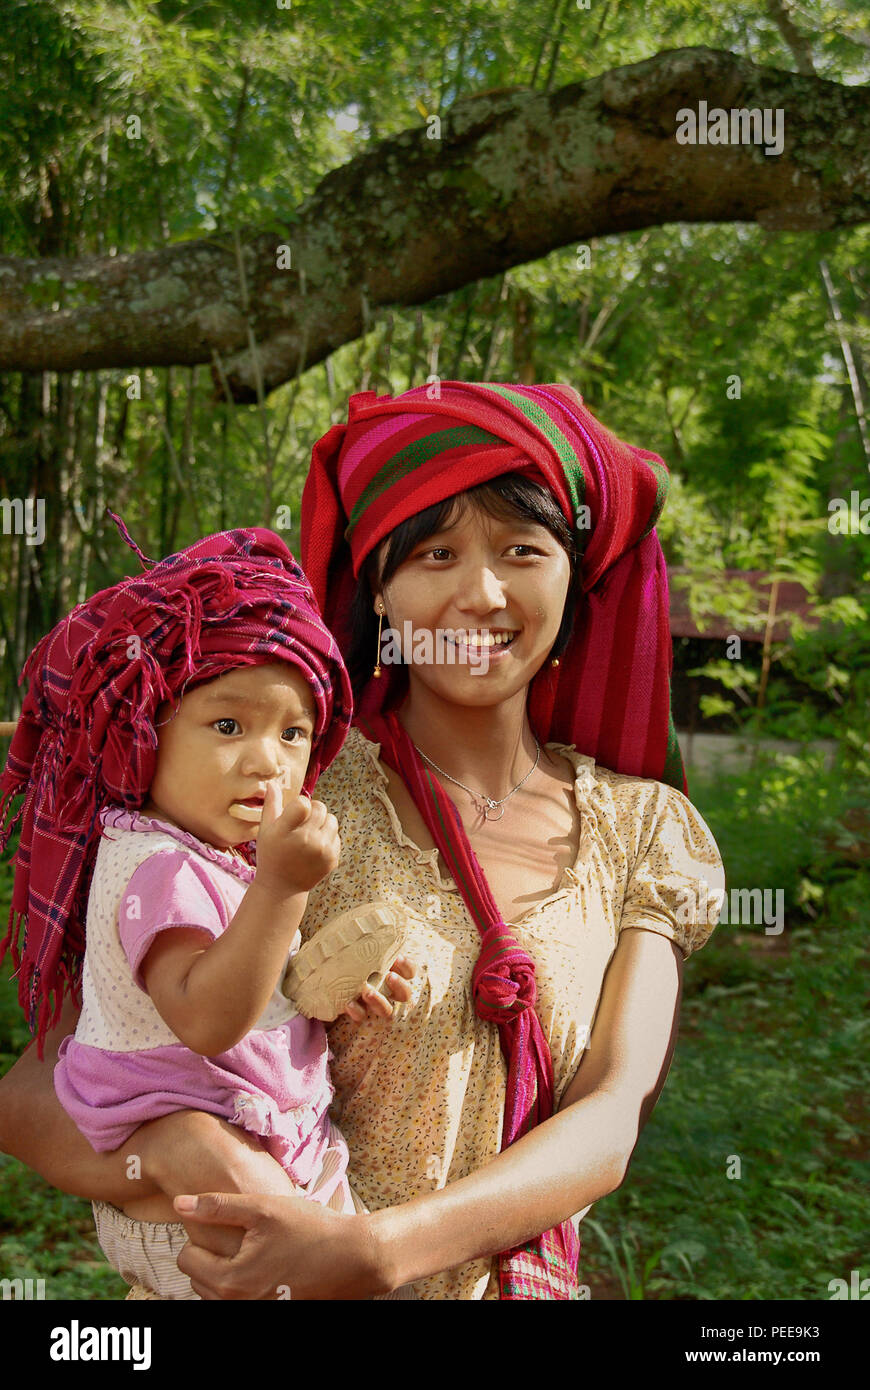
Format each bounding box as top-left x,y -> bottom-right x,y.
0,47 -> 868,401
765,0 -> 818,77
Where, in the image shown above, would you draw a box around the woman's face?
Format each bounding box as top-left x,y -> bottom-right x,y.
373,496 -> 572,711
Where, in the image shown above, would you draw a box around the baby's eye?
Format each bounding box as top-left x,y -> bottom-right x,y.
214,718 -> 241,735
282,727 -> 308,743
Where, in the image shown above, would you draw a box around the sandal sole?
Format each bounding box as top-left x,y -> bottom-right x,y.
284,902 -> 409,1021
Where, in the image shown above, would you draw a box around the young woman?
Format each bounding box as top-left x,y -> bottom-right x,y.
0,381 -> 725,1300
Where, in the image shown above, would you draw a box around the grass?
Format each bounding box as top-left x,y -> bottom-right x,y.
0,885 -> 128,1299
0,1159 -> 127,1300
0,744 -> 867,1300
577,902 -> 868,1299
575,749 -> 870,1300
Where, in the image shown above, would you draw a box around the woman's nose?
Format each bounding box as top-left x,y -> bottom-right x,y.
453,562 -> 507,615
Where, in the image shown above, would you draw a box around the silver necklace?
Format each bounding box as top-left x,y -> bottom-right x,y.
411,737 -> 541,821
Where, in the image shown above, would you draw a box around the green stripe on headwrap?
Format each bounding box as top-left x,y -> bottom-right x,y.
345,425 -> 503,537
640,456 -> 669,539
481,384 -> 586,519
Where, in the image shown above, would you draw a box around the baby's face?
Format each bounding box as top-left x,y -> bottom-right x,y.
142,663 -> 316,849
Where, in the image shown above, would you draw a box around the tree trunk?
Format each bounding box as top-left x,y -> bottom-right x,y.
511,288 -> 536,384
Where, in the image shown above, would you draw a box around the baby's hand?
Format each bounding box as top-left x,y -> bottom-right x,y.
342,953 -> 416,1023
254,783 -> 341,899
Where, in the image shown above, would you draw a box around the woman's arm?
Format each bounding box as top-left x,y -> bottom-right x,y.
0,964 -> 417,1207
0,1000 -> 249,1205
0,1008 -> 310,1259
0,997 -> 161,1202
377,927 -> 684,1284
174,927 -> 683,1298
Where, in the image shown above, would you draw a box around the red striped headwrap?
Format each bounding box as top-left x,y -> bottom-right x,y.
0,514 -> 352,1053
302,381 -> 684,789
301,381 -> 683,1301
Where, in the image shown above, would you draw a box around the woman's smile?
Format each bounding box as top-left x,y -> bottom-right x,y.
375,501 -> 571,705
445,627 -> 519,657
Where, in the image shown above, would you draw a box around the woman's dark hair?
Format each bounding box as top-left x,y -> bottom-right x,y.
346,473 -> 579,701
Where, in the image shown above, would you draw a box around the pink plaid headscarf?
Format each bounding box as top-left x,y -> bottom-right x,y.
0,513 -> 351,1052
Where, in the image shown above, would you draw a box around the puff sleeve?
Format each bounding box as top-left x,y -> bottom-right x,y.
619,783 -> 726,958
118,849 -> 228,989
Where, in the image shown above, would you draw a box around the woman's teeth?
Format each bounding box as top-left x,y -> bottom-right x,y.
455,631 -> 516,648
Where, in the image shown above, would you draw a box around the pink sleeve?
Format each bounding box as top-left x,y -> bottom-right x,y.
118,849 -> 231,989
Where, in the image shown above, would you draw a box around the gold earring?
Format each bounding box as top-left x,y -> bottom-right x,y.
373,605 -> 385,678
551,657 -> 560,668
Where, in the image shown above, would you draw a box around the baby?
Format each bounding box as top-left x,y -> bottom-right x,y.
0,517 -> 413,1299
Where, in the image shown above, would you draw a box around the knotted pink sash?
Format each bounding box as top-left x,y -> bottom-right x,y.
361,709 -> 580,1300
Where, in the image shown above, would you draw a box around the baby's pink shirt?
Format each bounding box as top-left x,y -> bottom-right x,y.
54,807 -> 348,1203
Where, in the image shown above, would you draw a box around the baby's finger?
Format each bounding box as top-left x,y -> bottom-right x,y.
360,985 -> 393,1019
279,794 -> 312,831
259,781 -> 283,827
383,971 -> 413,1003
388,954 -> 416,979
301,798 -> 329,830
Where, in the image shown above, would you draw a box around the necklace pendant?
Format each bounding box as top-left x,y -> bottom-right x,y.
483,800 -> 505,822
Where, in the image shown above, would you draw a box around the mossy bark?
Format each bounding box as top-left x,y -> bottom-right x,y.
0,46 -> 867,402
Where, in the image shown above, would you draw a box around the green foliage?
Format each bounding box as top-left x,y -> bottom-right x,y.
1,1 -> 868,730
581,753 -> 870,1301
694,746 -> 867,916
0,0 -> 869,1298
0,1151 -> 127,1300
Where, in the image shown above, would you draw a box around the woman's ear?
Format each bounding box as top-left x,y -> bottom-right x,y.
369,540 -> 390,616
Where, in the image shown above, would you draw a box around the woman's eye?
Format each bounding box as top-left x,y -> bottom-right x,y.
214,718 -> 240,735
426,547 -> 452,561
507,544 -> 537,557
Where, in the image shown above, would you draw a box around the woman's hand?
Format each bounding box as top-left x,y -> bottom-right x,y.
342,952 -> 415,1023
173,1190 -> 392,1300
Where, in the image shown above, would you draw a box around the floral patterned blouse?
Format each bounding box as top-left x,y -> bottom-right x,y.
295,728 -> 725,1300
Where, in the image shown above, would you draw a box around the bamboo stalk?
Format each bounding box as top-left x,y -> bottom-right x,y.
819,258 -> 870,475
